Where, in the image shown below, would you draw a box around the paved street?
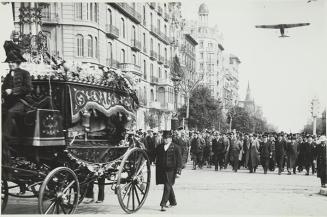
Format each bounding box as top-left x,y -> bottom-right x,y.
3,163 -> 327,216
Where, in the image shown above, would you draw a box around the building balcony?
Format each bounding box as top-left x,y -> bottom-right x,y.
119,63 -> 142,77
149,101 -> 161,109
110,3 -> 141,24
106,58 -> 120,69
164,12 -> 169,21
105,24 -> 119,39
130,39 -> 141,51
158,6 -> 163,16
164,59 -> 170,68
150,50 -> 158,60
41,12 -> 59,24
150,76 -> 159,84
150,25 -> 171,45
158,55 -> 164,64
150,2 -> 156,9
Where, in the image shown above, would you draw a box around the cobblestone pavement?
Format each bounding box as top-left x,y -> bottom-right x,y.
3,163 -> 327,216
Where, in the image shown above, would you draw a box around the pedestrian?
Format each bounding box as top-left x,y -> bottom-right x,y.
242,134 -> 250,168
203,130 -> 212,168
190,132 -> 204,169
316,136 -> 327,188
229,133 -> 242,172
246,134 -> 260,173
144,129 -> 156,164
286,135 -> 298,175
297,136 -> 305,172
223,133 -> 230,169
268,133 -> 276,171
303,135 -> 315,175
275,133 -> 287,175
259,134 -> 271,174
155,130 -> 182,211
212,132 -> 225,171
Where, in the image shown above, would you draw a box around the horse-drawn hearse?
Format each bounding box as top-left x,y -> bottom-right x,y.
1,58 -> 151,214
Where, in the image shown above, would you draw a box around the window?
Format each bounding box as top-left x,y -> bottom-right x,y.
165,70 -> 167,79
143,5 -> 146,25
164,24 -> 167,36
107,9 -> 112,25
200,63 -> 204,70
143,87 -> 147,104
75,3 -> 82,20
143,60 -> 147,79
107,42 -> 112,63
87,35 -> 93,57
164,48 -> 167,60
150,89 -> 154,102
121,49 -> 125,63
76,34 -> 84,57
94,3 -> 98,23
121,18 -> 125,38
150,13 -> 153,27
158,43 -> 161,56
150,63 -> 153,78
158,67 -> 161,78
90,3 -> 93,21
200,52 -> 204,59
94,37 -> 98,59
143,33 -> 146,51
132,25 -> 136,42
150,38 -> 153,51
157,19 -> 161,32
132,54 -> 136,65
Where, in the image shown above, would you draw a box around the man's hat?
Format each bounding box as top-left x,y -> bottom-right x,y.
177,126 -> 183,131
263,134 -> 268,138
162,130 -> 172,138
3,41 -> 26,63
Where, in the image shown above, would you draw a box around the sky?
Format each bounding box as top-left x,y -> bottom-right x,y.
0,0 -> 326,132
180,0 -> 327,132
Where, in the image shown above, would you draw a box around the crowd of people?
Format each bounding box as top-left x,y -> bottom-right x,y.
133,128 -> 327,189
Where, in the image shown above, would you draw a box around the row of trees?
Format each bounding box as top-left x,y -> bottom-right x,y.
177,86 -> 276,133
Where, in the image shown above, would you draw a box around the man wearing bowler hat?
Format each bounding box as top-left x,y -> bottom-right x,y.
155,130 -> 182,211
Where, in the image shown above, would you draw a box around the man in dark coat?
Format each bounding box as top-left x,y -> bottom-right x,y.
2,41 -> 32,141
212,132 -> 225,171
246,134 -> 260,173
190,132 -> 204,169
275,133 -> 287,175
303,135 -> 315,175
144,130 -> 156,164
229,133 -> 242,172
268,134 -> 276,171
316,136 -> 326,188
155,130 -> 182,211
285,135 -> 299,175
259,134 -> 271,174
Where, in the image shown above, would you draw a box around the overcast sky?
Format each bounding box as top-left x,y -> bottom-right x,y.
181,0 -> 327,132
0,0 -> 326,132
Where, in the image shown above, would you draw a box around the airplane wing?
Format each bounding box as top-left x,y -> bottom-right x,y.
255,25 -> 281,29
283,23 -> 310,28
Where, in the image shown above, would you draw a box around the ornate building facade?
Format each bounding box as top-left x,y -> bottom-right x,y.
12,2 -> 178,130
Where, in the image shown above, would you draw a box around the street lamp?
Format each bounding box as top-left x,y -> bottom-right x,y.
171,75 -> 181,130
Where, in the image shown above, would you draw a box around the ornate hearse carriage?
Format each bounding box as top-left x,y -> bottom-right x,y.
1,58 -> 151,214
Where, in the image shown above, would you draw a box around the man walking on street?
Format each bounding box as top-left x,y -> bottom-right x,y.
155,130 -> 182,211
275,133 -> 287,175
259,134 -> 271,174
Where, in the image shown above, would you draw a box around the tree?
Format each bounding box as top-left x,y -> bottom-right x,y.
170,55 -> 203,127
178,86 -> 224,130
227,106 -> 253,133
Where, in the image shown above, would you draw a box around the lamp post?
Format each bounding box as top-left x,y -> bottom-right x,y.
171,76 -> 181,130
311,97 -> 319,136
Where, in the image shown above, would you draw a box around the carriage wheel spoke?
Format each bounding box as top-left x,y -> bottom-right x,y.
135,183 -> 145,195
133,184 -> 141,205
60,203 -> 67,214
62,180 -> 76,194
126,184 -> 132,209
45,200 -> 56,214
122,183 -> 132,201
132,184 -> 135,210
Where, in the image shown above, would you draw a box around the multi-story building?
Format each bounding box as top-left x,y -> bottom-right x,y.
12,2 -> 176,130
183,3 -> 224,99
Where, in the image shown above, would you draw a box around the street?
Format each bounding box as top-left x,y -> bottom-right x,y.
3,163 -> 327,216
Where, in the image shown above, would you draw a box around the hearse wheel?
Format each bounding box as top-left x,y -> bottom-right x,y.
38,167 -> 80,214
116,148 -> 151,214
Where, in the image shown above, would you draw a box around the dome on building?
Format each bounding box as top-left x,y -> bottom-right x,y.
198,3 -> 209,14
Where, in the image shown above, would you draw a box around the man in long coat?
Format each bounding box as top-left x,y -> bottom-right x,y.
275,133 -> 287,175
316,136 -> 327,188
303,135 -> 315,175
259,134 -> 271,174
268,134 -> 276,171
229,133 -> 242,172
155,130 -> 182,211
144,130 -> 156,164
246,134 -> 260,173
286,135 -> 299,175
190,132 -> 204,169
212,133 -> 225,171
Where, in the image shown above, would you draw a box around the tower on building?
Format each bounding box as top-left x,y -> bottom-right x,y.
198,3 -> 209,27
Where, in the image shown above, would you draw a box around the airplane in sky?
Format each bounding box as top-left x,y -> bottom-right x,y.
255,23 -> 310,37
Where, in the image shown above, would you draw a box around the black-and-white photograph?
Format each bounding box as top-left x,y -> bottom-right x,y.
0,0 -> 326,215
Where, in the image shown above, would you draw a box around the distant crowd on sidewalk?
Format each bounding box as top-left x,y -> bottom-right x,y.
127,128 -> 327,189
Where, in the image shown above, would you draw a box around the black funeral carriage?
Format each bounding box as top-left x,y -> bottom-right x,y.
1,77 -> 151,214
